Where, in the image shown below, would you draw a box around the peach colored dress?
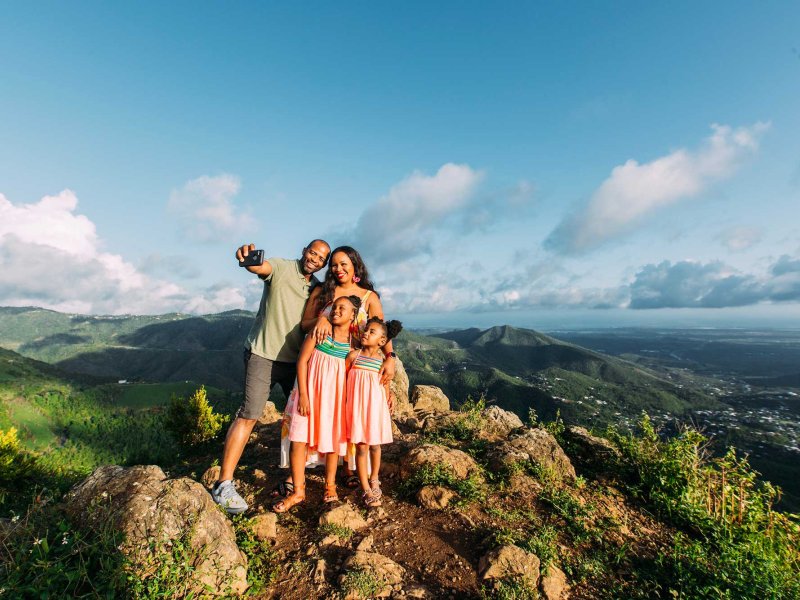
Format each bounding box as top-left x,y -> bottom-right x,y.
287,336 -> 349,456
346,352 -> 393,445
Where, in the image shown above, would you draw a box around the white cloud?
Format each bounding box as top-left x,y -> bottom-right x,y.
716,226 -> 763,252
0,191 -> 248,315
545,122 -> 770,254
168,174 -> 256,243
337,164 -> 535,266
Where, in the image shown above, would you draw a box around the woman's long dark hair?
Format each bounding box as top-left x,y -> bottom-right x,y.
317,246 -> 377,312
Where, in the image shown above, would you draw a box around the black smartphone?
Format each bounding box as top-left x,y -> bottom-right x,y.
239,249 -> 264,267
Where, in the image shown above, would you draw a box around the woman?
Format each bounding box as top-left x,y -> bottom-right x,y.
274,246 -> 397,494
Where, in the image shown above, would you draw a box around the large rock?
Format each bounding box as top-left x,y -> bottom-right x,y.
390,357 -> 412,415
541,564 -> 570,599
400,444 -> 481,480
479,545 -> 540,588
258,400 -> 282,425
481,406 -> 524,439
319,503 -> 368,532
342,550 -> 406,598
488,428 -> 576,482
411,385 -> 450,413
416,485 -> 455,510
561,426 -> 621,473
65,465 -> 247,596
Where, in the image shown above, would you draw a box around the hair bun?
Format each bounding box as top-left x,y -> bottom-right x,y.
385,319 -> 403,340
347,295 -> 362,311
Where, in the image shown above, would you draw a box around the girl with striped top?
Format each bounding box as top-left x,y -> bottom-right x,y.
274,295 -> 362,513
346,317 -> 403,507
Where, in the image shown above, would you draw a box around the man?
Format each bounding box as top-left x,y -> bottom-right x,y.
211,239 -> 331,513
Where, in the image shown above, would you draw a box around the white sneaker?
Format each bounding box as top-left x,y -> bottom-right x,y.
211,480 -> 248,514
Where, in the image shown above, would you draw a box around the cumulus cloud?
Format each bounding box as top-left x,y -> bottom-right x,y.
338,164 -> 534,265
168,174 -> 256,243
545,122 -> 770,254
0,191 -> 247,315
716,226 -> 763,251
628,256 -> 800,309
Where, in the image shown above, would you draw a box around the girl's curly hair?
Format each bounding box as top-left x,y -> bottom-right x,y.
366,316 -> 403,341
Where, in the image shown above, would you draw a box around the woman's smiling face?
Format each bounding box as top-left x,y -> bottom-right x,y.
329,251 -> 354,285
330,297 -> 355,325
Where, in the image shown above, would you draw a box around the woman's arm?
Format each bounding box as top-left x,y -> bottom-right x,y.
366,293 -> 396,385
295,335 -> 316,416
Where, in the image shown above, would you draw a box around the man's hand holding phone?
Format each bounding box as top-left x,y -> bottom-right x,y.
237,244 -> 264,267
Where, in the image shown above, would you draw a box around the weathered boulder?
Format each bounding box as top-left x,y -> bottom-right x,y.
488,427 -> 576,482
258,400 -> 282,425
416,485 -> 456,510
400,444 -> 481,480
541,564 -> 570,599
65,465 -> 248,596
411,385 -> 450,412
479,544 -> 541,588
390,357 -> 412,415
342,550 -> 406,598
250,512 -> 277,542
201,465 -> 221,489
481,406 -> 524,439
319,503 -> 368,532
561,425 -> 621,473
420,411 -> 463,433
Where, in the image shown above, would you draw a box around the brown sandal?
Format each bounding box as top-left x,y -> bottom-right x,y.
323,482 -> 339,503
273,486 -> 305,513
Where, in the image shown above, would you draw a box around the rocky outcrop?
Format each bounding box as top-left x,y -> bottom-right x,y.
479,544 -> 541,588
488,428 -> 576,482
258,400 -> 282,425
342,548 -> 406,598
319,503 -> 368,532
417,485 -> 456,510
410,385 -> 451,412
400,444 -> 481,480
481,405 -> 524,439
390,357 -> 412,415
251,512 -> 278,542
561,425 -> 621,473
65,465 -> 248,596
541,564 -> 570,599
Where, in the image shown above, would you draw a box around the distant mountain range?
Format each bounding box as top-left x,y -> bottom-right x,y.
0,307 -> 718,428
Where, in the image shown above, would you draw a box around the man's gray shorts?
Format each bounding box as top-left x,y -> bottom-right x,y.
235,349 -> 296,420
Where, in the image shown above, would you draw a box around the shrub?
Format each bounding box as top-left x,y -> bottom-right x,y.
165,386 -> 229,449
0,427 -> 31,482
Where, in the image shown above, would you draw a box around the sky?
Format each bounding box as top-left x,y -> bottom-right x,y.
1,2 -> 799,329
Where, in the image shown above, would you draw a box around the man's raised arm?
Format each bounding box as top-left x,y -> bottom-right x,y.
236,243 -> 273,278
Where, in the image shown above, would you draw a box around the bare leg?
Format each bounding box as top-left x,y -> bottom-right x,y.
324,452 -> 339,487
289,441 -> 307,497
369,445 -> 382,485
218,417 -> 257,482
356,444 -> 370,493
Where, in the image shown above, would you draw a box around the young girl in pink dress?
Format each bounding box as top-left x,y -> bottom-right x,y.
346,317 -> 403,507
273,295 -> 361,513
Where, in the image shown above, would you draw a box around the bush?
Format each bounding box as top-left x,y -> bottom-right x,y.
165,386 -> 229,449
0,428 -> 31,482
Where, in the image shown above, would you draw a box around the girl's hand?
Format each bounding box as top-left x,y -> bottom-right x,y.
298,393 -> 310,417
312,316 -> 332,345
387,391 -> 394,412
379,357 -> 395,385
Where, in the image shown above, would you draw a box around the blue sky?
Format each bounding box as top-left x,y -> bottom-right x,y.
1,2 -> 799,327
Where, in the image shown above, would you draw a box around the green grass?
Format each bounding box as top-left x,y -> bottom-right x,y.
6,399 -> 55,451
113,381 -> 218,409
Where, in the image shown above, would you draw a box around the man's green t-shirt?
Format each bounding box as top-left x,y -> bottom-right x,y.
245,257 -> 319,363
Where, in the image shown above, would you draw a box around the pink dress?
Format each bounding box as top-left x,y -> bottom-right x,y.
346,352 -> 393,446
287,336 -> 349,456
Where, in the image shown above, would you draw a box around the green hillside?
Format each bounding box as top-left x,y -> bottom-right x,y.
395,325 -> 719,428
0,347 -> 232,495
